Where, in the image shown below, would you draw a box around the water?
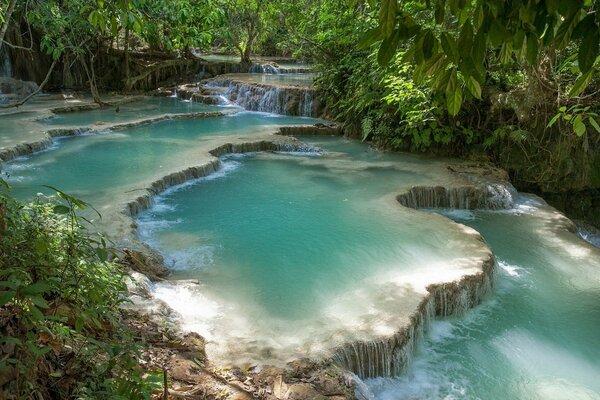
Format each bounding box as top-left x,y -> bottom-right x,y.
209,74 -> 316,116
367,196 -> 600,399
42,97 -> 221,126
3,112 -> 322,203
137,136 -> 489,366
227,72 -> 315,87
0,45 -> 11,78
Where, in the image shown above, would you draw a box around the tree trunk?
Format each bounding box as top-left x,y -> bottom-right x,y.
124,25 -> 130,91
79,53 -> 109,106
0,0 -> 17,50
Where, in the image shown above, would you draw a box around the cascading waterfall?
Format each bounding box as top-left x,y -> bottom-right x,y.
396,183 -> 516,210
0,46 -> 12,78
248,63 -> 313,74
249,63 -> 280,74
207,79 -> 316,117
332,261 -> 494,379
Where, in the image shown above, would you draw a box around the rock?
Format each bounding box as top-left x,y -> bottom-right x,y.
286,358 -> 318,377
283,383 -> 328,400
253,366 -> 287,387
123,271 -> 153,297
122,248 -> 169,280
0,77 -> 38,97
272,375 -> 288,399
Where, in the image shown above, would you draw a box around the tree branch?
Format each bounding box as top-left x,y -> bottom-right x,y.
0,0 -> 18,50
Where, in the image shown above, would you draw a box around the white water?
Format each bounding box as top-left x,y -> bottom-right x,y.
367,195 -> 600,399
0,46 -> 11,78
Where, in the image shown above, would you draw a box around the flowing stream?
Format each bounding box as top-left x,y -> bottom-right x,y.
367,200 -> 600,399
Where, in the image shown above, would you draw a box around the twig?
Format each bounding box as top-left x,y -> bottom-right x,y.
1,39 -> 33,52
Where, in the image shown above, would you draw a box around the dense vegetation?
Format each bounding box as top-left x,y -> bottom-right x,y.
0,180 -> 161,398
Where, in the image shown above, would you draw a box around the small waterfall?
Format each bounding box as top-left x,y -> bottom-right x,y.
0,46 -> 12,78
248,63 -> 313,74
396,184 -> 515,210
332,257 -> 495,378
249,63 -> 280,74
302,91 -> 314,117
207,79 -> 315,117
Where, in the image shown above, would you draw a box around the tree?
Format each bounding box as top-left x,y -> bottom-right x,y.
363,0 -> 600,115
219,0 -> 275,66
0,0 -> 17,50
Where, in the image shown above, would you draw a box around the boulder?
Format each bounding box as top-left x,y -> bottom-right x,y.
0,77 -> 38,97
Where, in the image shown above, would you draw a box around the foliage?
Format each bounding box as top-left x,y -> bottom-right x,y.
139,0 -> 223,53
316,50 -> 478,152
0,180 -> 160,399
363,0 -> 600,115
216,0 -> 276,63
548,105 -> 600,137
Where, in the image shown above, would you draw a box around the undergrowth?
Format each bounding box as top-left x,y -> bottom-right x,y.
0,178 -> 161,399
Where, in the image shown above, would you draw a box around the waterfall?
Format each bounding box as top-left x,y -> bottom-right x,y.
248,63 -> 313,74
0,46 -> 11,78
396,184 -> 515,210
332,257 -> 495,378
249,63 -> 280,74
206,79 -> 315,117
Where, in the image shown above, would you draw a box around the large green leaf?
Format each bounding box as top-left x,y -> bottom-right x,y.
358,26 -> 383,49
569,69 -> 594,97
378,30 -> 400,65
379,0 -> 398,37
526,34 -> 539,65
422,30 -> 436,60
578,27 -> 599,73
458,21 -> 474,59
446,70 -> 462,116
435,0 -> 446,24
441,32 -> 459,61
466,76 -> 482,99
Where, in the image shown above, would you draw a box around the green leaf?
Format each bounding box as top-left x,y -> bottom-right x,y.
466,76 -> 482,99
472,30 -> 486,65
377,30 -> 400,65
53,205 -> 70,214
458,21 -> 474,60
446,70 -> 462,116
573,115 -> 586,136
422,30 -> 435,60
358,27 -> 383,49
75,316 -> 85,332
441,32 -> 459,62
29,295 -> 50,309
572,14 -> 596,40
579,27 -> 599,73
435,0 -> 446,24
547,113 -> 561,128
0,291 -> 16,306
22,281 -> 51,295
526,34 -> 539,65
569,69 -> 594,97
473,3 -> 484,29
0,177 -> 11,191
379,0 -> 398,37
588,116 -> 600,133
